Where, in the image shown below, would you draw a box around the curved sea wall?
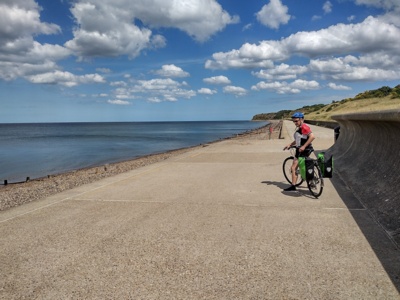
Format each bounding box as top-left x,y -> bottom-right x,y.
330,109 -> 400,245
305,120 -> 338,129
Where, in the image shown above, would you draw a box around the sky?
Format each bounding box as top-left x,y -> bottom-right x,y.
1,0 -> 400,123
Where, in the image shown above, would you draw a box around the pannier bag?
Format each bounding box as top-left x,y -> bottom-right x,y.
305,157 -> 315,181
317,152 -> 334,178
298,157 -> 306,180
298,157 -> 315,181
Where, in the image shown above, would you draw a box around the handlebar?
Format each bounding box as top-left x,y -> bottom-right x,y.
283,145 -> 297,150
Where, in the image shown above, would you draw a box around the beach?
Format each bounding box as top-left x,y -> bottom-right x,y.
0,121 -> 280,211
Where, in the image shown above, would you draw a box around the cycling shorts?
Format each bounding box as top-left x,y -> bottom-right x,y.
295,147 -> 313,158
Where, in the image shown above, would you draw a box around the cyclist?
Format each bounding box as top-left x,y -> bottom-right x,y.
283,112 -> 315,191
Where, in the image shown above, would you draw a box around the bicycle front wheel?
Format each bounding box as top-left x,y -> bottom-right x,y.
307,164 -> 324,198
282,156 -> 303,186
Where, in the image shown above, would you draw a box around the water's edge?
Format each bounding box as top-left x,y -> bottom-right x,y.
1,122 -> 269,185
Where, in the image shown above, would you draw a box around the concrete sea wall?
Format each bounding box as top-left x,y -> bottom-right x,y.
305,119 -> 339,129
330,110 -> 400,245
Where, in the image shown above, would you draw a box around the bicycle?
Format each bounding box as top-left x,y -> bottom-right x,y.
282,147 -> 324,198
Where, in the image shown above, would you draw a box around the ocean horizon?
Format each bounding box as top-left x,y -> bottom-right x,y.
0,121 -> 268,183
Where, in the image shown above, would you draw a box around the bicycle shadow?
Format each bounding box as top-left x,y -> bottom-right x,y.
261,180 -> 315,199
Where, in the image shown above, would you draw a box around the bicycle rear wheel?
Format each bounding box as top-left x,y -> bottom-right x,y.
307,164 -> 324,198
282,156 -> 303,186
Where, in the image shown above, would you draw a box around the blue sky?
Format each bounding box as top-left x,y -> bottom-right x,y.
1,0 -> 399,123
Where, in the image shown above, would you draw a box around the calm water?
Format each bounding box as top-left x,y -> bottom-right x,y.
0,121 -> 268,183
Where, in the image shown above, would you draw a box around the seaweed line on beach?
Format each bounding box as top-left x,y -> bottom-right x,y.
0,121 -> 281,211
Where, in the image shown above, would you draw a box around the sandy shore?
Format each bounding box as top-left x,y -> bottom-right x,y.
0,120 -> 281,211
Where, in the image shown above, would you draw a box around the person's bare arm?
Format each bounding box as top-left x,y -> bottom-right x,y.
283,140 -> 296,150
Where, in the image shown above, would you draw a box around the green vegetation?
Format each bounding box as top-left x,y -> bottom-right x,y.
252,84 -> 400,121
354,85 -> 400,99
252,104 -> 328,120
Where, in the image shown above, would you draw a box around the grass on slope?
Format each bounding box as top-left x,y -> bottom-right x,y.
253,85 -> 400,122
306,96 -> 400,121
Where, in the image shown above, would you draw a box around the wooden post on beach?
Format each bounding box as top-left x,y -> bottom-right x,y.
4,180 -> 7,185
279,119 -> 284,139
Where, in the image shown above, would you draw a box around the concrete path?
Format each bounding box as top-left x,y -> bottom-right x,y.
1,122 -> 399,299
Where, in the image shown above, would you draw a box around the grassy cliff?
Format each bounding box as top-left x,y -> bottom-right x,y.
253,85 -> 400,121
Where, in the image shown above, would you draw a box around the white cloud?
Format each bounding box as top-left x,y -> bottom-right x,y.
206,15 -> 400,82
290,79 -> 320,90
131,0 -> 239,42
323,1 -> 333,14
107,99 -> 131,105
96,68 -> 111,73
223,85 -> 247,96
0,1 -> 71,81
309,55 -> 400,81
65,2 -> 153,59
147,97 -> 163,103
27,71 -> 105,87
111,78 -> 197,102
155,65 -> 190,78
203,75 -> 231,85
252,64 -> 308,81
348,52 -> 400,69
283,17 -> 400,57
328,83 -> 352,90
348,15 -> 356,22
115,94 -> 132,99
150,35 -> 167,49
355,0 -> 400,11
0,1 -> 60,44
65,0 -> 239,60
251,79 -> 319,94
0,60 -> 53,81
198,88 -> 217,95
256,0 -> 291,29
110,81 -> 128,87
136,78 -> 183,91
205,41 -> 280,69
312,15 -> 322,21
242,23 -> 253,31
253,81 -> 300,94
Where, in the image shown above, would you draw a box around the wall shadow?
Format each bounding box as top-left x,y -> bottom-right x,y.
264,174 -> 400,291
331,172 -> 400,292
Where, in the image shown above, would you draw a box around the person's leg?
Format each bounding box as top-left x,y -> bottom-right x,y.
291,158 -> 299,186
284,157 -> 299,191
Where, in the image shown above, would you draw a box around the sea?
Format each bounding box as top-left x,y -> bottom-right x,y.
0,121 -> 268,184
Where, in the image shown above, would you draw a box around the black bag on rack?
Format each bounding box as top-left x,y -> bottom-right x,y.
317,152 -> 333,178
305,157 -> 315,181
